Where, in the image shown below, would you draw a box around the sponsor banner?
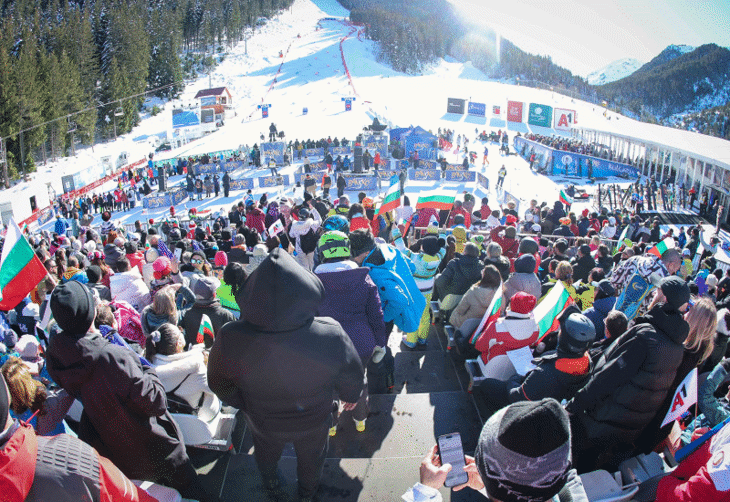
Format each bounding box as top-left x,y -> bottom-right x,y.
261,142 -> 287,164
397,159 -> 439,169
478,173 -> 490,190
345,176 -> 378,191
223,161 -> 244,171
501,190 -> 521,214
405,134 -> 438,161
468,102 -> 486,117
492,105 -> 501,116
553,108 -> 577,131
142,187 -> 187,209
294,172 -> 325,184
447,97 -> 466,114
507,101 -> 524,122
229,178 -> 254,191
515,136 -> 553,171
361,134 -> 388,160
302,147 -> 325,159
329,146 -> 352,156
258,175 -> 290,188
196,164 -> 219,175
409,169 -> 441,181
310,161 -> 327,171
528,103 -> 553,128
377,170 -> 400,179
445,170 -> 477,182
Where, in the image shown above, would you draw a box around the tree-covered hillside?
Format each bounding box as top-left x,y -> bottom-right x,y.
0,0 -> 293,180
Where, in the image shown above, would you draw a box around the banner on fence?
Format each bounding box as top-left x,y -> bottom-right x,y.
507,101 -> 524,122
405,134 -> 438,161
447,98 -> 466,115
377,170 -> 400,179
361,134 -> 388,160
478,173 -> 490,190
345,177 -> 378,190
143,187 -> 187,209
294,172 -> 325,184
223,161 -> 244,171
329,146 -> 352,156
409,170 -> 441,181
468,102 -> 486,117
258,175 -> 290,188
261,142 -> 287,164
553,108 -> 577,131
229,179 -> 255,191
445,170 -> 477,182
303,147 -> 325,159
528,103 -> 553,128
501,190 -> 521,214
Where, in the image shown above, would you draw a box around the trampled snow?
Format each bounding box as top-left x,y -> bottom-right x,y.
4,0 -> 730,262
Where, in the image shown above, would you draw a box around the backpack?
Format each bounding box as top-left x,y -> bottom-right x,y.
110,300 -> 146,346
299,227 -> 318,254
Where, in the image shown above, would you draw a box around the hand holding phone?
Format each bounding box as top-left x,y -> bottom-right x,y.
437,433 -> 469,488
174,247 -> 182,261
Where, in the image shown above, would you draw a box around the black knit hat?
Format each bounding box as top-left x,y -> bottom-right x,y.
50,281 -> 95,335
660,276 -> 690,311
514,254 -> 536,274
475,398 -> 572,502
86,265 -> 102,284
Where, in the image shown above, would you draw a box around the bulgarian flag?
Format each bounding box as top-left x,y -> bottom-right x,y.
534,281 -> 573,341
647,237 -> 675,258
558,189 -> 574,206
416,189 -> 457,211
469,284 -> 503,345
613,225 -> 631,255
0,219 -> 47,310
197,314 -> 215,345
377,176 -> 402,216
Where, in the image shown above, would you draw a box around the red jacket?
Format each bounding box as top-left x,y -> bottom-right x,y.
474,314 -> 539,364
0,423 -> 158,502
490,226 -> 519,259
656,431 -> 730,502
245,208 -> 266,234
415,208 -> 439,229
480,204 -> 491,221
448,207 -> 471,228
350,216 -> 371,232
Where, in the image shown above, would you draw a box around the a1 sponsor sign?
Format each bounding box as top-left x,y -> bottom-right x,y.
554,108 -> 577,131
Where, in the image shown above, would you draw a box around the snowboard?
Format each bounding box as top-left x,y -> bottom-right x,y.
614,272 -> 654,321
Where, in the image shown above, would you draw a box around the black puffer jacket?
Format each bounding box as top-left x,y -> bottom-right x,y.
46,331 -> 189,483
508,352 -> 592,405
484,256 -> 511,281
566,304 -> 689,445
207,248 -> 364,434
433,253 -> 483,301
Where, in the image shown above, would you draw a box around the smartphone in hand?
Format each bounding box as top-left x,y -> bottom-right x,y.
437,433 -> 469,487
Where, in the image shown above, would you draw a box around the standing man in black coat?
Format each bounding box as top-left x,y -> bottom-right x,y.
222,171 -> 231,198
337,173 -> 347,198
45,281 -> 211,501
208,249 -> 364,500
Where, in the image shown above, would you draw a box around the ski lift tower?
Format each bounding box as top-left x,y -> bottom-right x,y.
114,103 -> 124,140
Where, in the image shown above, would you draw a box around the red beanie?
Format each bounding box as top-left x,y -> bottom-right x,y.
509,292 -> 536,315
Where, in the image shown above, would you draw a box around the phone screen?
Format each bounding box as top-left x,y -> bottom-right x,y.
438,433 -> 469,487
174,247 -> 182,261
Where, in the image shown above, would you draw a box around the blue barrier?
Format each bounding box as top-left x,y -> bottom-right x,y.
409,170 -> 441,181
294,172 -> 325,184
396,159 -> 439,169
445,170 -> 477,182
302,147 -> 325,158
345,176 -> 379,190
229,179 -> 254,191
261,142 -> 287,164
142,187 -> 187,209
361,134 -> 388,159
258,175 -> 290,188
329,146 -> 352,156
478,173 -> 490,190
377,170 -> 400,179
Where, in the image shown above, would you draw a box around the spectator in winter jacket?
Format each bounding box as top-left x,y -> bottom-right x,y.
207,249 -> 364,500
245,203 -> 266,235
489,225 -> 519,259
582,279 -> 617,337
477,308 -> 595,415
474,292 -> 539,378
180,276 -> 236,349
289,206 -> 322,271
85,265 -> 112,301
432,243 -> 483,311
314,231 -> 386,434
393,228 -> 446,348
109,257 -> 151,312
504,254 -> 542,305
0,371 -> 166,502
554,217 -> 574,238
571,244 -> 596,283
450,264 -> 501,334
447,200 -> 472,228
566,276 -> 691,472
483,241 -> 511,281
45,281 -> 208,500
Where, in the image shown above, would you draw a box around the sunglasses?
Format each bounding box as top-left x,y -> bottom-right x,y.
191,259 -> 204,265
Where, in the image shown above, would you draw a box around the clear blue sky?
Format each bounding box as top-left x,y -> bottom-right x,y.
449,0 -> 730,77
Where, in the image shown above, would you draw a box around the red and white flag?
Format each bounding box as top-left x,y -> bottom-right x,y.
662,368 -> 698,427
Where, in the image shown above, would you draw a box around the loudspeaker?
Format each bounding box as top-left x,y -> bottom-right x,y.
354,146 -> 363,173
157,172 -> 167,192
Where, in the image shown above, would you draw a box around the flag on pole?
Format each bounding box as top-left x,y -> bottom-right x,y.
197,314 -> 215,345
469,283 -> 503,344
416,189 -> 456,211
0,219 -> 48,310
613,225 -> 631,255
647,237 -> 675,258
661,368 -> 698,427
157,240 -> 175,260
534,281 -> 573,340
377,176 -> 402,216
558,189 -> 574,206
268,219 -> 285,237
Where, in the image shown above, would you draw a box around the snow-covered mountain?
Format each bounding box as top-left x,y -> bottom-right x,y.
586,58 -> 643,86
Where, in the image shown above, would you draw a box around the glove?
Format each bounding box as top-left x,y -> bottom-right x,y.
720,358 -> 730,373
372,346 -> 386,364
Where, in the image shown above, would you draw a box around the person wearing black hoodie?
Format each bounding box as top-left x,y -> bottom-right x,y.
45,281 -> 211,501
566,276 -> 691,472
207,249 -> 364,500
571,244 -> 596,283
